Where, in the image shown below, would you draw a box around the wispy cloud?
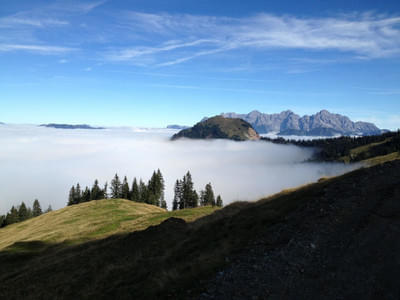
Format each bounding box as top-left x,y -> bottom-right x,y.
0,44 -> 76,54
107,11 -> 400,66
0,16 -> 68,28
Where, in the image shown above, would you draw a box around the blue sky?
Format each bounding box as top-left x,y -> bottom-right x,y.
1,0 -> 400,129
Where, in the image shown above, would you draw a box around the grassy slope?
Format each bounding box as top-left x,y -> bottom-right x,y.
0,161 -> 399,299
0,199 -> 218,252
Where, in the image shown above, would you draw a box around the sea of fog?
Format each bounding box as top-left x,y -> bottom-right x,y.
0,124 -> 359,214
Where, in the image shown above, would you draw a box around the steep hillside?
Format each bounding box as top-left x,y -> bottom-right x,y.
0,161 -> 399,299
0,199 -> 218,251
222,109 -> 381,136
172,116 -> 259,141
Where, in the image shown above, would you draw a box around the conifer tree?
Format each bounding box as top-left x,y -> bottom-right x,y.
91,179 -> 101,200
200,190 -> 206,206
130,178 -> 140,202
173,179 -> 181,210
121,176 -> 130,199
74,183 -> 82,204
45,205 -> 53,213
138,179 -> 147,203
147,171 -> 160,206
68,186 -> 75,206
203,183 -> 216,206
102,182 -> 108,199
192,190 -> 199,208
216,195 -> 223,207
18,202 -> 29,221
110,174 -> 122,198
181,171 -> 197,208
5,206 -> 19,225
27,207 -> 33,219
0,215 -> 5,228
32,199 -> 42,217
157,169 -> 165,207
82,187 -> 91,202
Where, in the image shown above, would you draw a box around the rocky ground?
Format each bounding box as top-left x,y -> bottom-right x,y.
195,161 -> 400,300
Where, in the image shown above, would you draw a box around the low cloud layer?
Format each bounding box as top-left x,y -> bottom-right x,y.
0,125 -> 358,214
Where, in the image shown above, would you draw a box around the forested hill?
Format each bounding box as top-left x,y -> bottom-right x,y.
262,130 -> 400,163
171,116 -> 260,141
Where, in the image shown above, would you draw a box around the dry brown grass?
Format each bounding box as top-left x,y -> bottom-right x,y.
0,199 -> 218,251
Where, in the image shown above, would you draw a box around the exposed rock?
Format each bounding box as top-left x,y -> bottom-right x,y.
221,109 -> 381,136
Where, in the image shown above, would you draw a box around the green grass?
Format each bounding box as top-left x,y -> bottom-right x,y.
362,151 -> 400,166
0,199 -> 219,252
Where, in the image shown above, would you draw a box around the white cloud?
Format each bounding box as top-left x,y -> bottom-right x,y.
0,44 -> 77,54
0,125 -> 358,214
0,16 -> 68,28
108,11 -> 400,66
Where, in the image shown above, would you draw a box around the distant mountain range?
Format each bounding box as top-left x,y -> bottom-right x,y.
40,124 -> 105,130
220,110 -> 382,136
167,125 -> 190,130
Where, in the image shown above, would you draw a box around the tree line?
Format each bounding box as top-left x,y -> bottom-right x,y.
172,171 -> 223,210
68,169 -> 167,208
0,199 -> 52,228
67,170 -> 223,210
261,130 -> 400,162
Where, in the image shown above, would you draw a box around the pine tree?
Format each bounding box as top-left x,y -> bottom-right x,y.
45,205 -> 53,213
138,179 -> 147,203
216,195 -> 223,207
27,207 -> 33,219
0,215 -> 5,228
102,182 -> 108,199
203,183 -> 215,206
91,179 -> 102,200
121,176 -> 130,199
173,179 -> 181,210
5,206 -> 19,225
157,169 -> 165,207
147,171 -> 159,206
68,186 -> 75,206
192,190 -> 199,208
181,171 -> 197,208
111,174 -> 122,198
82,187 -> 91,202
32,199 -> 42,217
74,183 -> 82,204
200,190 -> 206,206
18,202 -> 29,221
130,178 -> 140,202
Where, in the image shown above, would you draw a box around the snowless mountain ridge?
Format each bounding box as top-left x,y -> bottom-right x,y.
219,110 -> 382,136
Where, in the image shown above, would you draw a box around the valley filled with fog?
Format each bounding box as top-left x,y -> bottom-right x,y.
0,125 -> 359,214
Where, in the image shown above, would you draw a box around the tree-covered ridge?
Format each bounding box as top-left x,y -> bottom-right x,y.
67,169 -> 167,209
261,130 -> 400,162
0,199 -> 51,228
68,170 -> 223,210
